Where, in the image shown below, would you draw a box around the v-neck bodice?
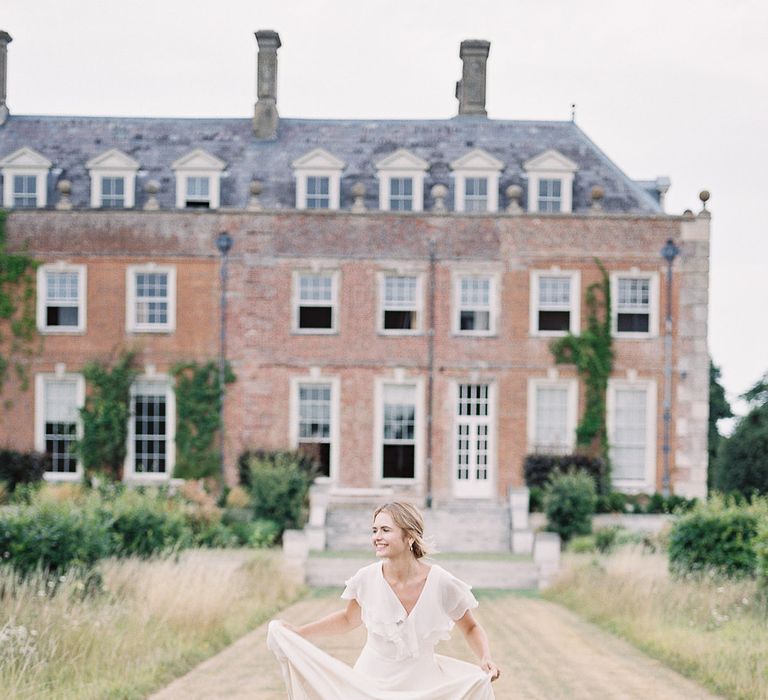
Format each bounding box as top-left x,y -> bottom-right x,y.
380,561 -> 434,619
341,561 -> 479,662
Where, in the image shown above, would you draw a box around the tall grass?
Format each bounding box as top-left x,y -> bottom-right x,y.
545,547 -> 768,700
0,549 -> 303,699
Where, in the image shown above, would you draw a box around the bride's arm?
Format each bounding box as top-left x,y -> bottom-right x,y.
455,610 -> 501,681
289,599 -> 362,639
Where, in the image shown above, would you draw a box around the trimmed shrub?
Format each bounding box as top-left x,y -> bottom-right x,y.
109,492 -> 193,558
240,451 -> 315,532
0,501 -> 112,576
668,501 -> 760,578
596,491 -> 627,513
528,486 -> 544,512
524,453 -> 609,495
544,470 -> 597,542
0,449 -> 49,491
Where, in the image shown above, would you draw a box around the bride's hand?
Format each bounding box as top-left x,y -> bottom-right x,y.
278,620 -> 301,635
480,657 -> 500,681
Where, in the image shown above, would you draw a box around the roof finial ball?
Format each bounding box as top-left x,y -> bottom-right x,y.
143,180 -> 160,211
431,184 -> 448,214
698,189 -> 711,219
248,179 -> 263,211
56,179 -> 73,211
351,182 -> 366,213
590,185 -> 605,212
505,184 -> 522,215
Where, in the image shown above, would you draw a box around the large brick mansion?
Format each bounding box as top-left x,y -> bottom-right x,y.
0,30 -> 710,500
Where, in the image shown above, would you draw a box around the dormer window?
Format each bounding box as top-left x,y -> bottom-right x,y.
292,149 -> 345,211
0,146 -> 52,209
86,148 -> 139,209
185,176 -> 210,208
450,149 -> 504,213
171,149 -> 226,210
523,149 -> 578,214
375,149 -> 428,212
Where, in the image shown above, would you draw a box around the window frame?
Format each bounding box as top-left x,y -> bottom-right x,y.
0,147 -> 52,209
374,377 -> 424,485
292,269 -> 340,335
378,271 -> 424,335
124,375 -> 176,483
529,269 -> 581,337
36,263 -> 87,334
125,264 -> 177,334
610,271 -> 660,338
526,376 -> 579,455
86,148 -> 140,209
450,149 -> 504,214
171,149 -> 226,210
523,149 -> 578,214
34,372 -> 85,482
452,272 -> 500,337
607,377 -> 657,493
289,375 -> 340,482
375,149 -> 428,212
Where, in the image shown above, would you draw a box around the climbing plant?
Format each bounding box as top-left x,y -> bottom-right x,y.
77,351 -> 139,481
0,210 -> 40,395
172,361 -> 236,480
549,260 -> 614,469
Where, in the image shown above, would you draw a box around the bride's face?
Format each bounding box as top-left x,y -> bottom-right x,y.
371,511 -> 411,559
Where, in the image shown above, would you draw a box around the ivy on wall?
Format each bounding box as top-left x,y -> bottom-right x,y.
77,351 -> 139,481
172,361 -> 235,480
549,259 -> 614,470
0,210 -> 40,395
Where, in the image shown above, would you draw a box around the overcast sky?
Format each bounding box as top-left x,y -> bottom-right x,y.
4,0 -> 766,419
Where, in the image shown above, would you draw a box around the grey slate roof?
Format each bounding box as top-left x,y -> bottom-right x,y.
0,115 -> 662,214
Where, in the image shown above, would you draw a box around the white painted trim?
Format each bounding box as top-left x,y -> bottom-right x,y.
89,171 -> 137,209
377,270 -> 424,335
2,168 -> 49,208
523,150 -> 578,214
291,269 -> 340,335
610,271 -> 660,339
292,148 -> 345,210
374,375 -> 425,485
526,376 -> 579,454
36,263 -> 87,334
529,269 -> 581,337
451,270 -> 501,336
35,372 -> 85,481
125,264 -> 177,333
607,377 -> 658,493
451,379 -> 497,499
289,374 -> 341,483
450,149 -> 504,213
124,374 -> 176,482
173,171 -> 222,209
375,149 -> 428,212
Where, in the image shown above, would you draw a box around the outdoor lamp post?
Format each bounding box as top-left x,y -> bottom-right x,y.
216,231 -> 233,481
660,237 -> 680,497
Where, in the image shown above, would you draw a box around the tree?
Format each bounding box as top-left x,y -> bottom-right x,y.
708,360 -> 732,490
712,371 -> 768,497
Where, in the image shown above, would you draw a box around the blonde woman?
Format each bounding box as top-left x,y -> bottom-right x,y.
268,501 -> 499,699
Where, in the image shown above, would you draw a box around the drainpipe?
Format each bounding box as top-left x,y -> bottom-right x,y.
425,238 -> 437,508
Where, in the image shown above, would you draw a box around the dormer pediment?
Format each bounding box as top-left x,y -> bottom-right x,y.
171,148 -> 226,171
375,149 -> 429,171
523,149 -> 578,173
450,148 -> 504,172
0,146 -> 53,169
291,148 -> 346,171
86,148 -> 139,171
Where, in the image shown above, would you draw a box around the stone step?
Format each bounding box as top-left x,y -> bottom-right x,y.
305,554 -> 540,590
325,503 -> 512,553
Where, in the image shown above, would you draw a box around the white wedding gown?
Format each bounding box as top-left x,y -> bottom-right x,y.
267,562 -> 494,699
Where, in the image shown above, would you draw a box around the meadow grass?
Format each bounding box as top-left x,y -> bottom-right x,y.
544,547 -> 768,700
0,548 -> 303,699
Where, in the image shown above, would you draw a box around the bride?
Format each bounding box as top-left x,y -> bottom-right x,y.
267,501 -> 500,699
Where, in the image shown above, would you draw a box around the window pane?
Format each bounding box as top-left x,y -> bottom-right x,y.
611,388 -> 648,480
383,310 -> 414,330
134,387 -> 167,473
460,310 -> 490,331
101,176 -> 126,208
384,276 -> 417,307
460,278 -> 490,306
44,379 -> 78,473
535,386 -> 569,453
389,177 -> 413,211
458,383 -> 489,417
382,445 -> 415,479
538,178 -> 562,213
134,272 -> 169,327
299,275 -> 332,302
299,306 -> 333,329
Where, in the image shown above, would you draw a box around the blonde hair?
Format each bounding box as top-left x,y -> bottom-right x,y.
373,501 -> 430,559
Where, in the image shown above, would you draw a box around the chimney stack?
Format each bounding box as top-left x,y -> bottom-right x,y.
0,31 -> 11,126
456,39 -> 490,117
253,30 -> 281,138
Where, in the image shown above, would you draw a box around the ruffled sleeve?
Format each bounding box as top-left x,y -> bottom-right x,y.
440,569 -> 479,621
340,566 -> 365,602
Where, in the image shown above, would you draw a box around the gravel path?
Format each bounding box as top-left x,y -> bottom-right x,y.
150,591 -> 722,699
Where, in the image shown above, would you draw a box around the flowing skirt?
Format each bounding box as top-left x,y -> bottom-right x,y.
267,621 -> 494,700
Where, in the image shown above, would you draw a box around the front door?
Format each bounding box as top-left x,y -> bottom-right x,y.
453,383 -> 493,498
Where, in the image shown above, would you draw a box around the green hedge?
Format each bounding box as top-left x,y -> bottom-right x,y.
524,453 -> 609,495
0,449 -> 49,491
669,501 -> 760,578
544,470 -> 597,542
